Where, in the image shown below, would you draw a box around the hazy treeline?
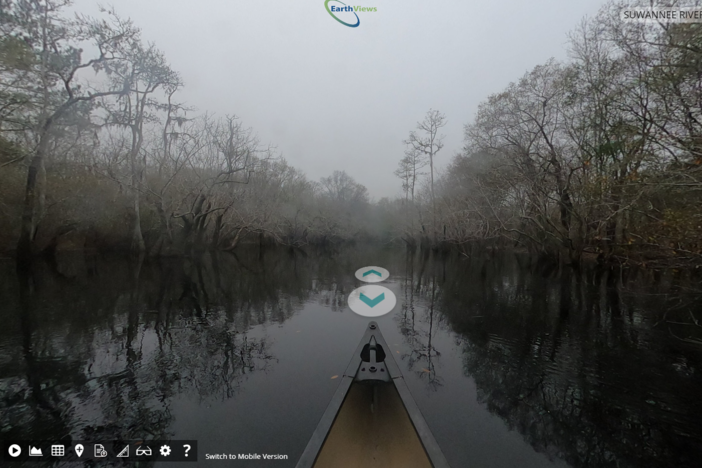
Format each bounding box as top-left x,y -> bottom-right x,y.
401,0 -> 702,267
2,0 -> 702,268
0,0 -> 383,258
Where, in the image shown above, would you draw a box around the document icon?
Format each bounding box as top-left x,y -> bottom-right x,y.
29,446 -> 43,456
94,444 -> 107,457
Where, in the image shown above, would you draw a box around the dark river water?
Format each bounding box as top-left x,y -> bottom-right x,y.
1,246 -> 702,467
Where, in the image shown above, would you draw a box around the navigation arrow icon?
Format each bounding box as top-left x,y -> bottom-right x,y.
362,269 -> 382,277
360,292 -> 385,308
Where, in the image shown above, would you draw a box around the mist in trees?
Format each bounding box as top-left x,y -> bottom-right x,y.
2,0 -> 702,271
0,0 -> 381,260
395,0 -> 702,268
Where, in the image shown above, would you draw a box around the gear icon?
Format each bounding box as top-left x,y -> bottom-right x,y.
159,445 -> 171,457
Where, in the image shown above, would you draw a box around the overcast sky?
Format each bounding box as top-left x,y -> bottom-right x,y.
72,0 -> 609,199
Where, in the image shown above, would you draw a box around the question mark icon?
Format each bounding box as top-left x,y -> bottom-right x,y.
183,445 -> 191,457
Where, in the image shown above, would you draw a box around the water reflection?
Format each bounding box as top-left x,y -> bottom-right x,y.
1,247 -> 701,467
1,249 -> 318,464
396,250 -> 444,390
429,252 -> 702,468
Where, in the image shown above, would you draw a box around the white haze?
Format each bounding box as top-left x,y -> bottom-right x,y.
71,0 -> 608,199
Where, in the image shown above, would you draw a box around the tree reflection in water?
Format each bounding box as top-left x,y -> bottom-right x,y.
0,248 -> 315,463
396,249 -> 445,390
2,247 -> 701,467
429,251 -> 702,468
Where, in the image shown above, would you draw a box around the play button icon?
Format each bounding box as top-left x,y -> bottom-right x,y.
8,444 -> 21,457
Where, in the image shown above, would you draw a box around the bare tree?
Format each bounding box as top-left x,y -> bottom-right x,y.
318,170 -> 368,204
101,36 -> 181,253
395,146 -> 426,205
404,109 -> 446,245
2,1 -> 139,260
145,97 -> 198,255
394,146 -> 427,245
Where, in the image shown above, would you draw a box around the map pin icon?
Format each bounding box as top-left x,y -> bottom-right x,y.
75,444 -> 84,457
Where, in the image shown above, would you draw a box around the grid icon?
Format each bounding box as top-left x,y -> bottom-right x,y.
51,445 -> 65,456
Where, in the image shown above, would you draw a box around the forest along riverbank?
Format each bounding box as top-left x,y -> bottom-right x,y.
1,246 -> 701,467
3,2 -> 702,269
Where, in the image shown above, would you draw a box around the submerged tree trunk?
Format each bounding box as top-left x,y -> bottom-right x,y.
131,189 -> 145,253
129,126 -> 146,254
211,213 -> 224,250
130,167 -> 145,253
149,201 -> 173,256
17,127 -> 50,262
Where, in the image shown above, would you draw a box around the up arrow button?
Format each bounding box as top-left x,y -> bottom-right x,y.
355,266 -> 389,283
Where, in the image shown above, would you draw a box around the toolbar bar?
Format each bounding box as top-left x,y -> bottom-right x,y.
4,440 -> 198,462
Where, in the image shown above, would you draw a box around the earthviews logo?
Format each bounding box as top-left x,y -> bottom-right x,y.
325,0 -> 377,28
